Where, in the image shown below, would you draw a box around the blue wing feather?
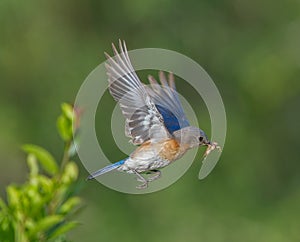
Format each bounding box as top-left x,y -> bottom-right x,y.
147,72 -> 190,134
155,104 -> 182,133
155,104 -> 190,134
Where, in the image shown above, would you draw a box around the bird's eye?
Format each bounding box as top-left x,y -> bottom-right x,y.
199,136 -> 204,142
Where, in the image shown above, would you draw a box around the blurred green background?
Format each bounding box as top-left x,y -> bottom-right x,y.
1,0 -> 300,241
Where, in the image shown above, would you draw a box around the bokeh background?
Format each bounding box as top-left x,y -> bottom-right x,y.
1,0 -> 300,241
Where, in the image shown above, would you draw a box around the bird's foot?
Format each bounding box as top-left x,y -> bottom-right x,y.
136,170 -> 161,189
133,170 -> 149,189
147,170 -> 161,182
136,181 -> 148,189
204,141 -> 222,158
133,170 -> 162,189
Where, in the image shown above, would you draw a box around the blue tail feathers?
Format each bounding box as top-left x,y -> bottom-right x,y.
87,159 -> 126,180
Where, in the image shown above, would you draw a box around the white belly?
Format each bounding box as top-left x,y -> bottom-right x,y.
118,156 -> 170,173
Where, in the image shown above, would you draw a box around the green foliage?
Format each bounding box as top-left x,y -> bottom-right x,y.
22,145 -> 58,176
0,103 -> 82,242
57,103 -> 75,142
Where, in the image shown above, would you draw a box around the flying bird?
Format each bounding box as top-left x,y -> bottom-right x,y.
87,40 -> 221,189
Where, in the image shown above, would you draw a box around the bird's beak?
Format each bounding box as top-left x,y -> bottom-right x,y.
203,141 -> 222,159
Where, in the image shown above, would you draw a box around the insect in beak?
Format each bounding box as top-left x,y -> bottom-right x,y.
203,141 -> 222,159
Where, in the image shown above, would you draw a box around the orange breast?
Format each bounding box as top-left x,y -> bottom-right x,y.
159,139 -> 180,161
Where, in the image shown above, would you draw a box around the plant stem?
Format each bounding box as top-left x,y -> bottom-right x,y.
60,141 -> 71,171
48,140 -> 71,215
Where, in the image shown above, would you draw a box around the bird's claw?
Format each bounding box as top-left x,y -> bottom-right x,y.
135,171 -> 161,188
147,171 -> 161,182
136,182 -> 148,189
203,141 -> 222,159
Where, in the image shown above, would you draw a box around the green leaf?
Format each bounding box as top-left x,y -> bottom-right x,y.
61,103 -> 74,120
58,197 -> 81,214
0,210 -> 14,242
6,185 -> 20,207
36,175 -> 53,194
57,115 -> 72,142
49,221 -> 80,240
22,144 -> 58,175
61,162 -> 78,184
0,197 -> 7,210
26,186 -> 43,208
57,103 -> 75,142
28,215 -> 63,237
15,221 -> 29,242
24,217 -> 35,231
27,154 -> 38,177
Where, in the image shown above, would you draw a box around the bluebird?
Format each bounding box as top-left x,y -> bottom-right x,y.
87,40 -> 221,189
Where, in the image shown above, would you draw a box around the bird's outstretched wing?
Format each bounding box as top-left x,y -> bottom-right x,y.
105,40 -> 170,145
147,72 -> 190,134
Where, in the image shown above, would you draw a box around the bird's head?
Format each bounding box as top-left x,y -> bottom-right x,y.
173,126 -> 208,148
173,126 -> 221,157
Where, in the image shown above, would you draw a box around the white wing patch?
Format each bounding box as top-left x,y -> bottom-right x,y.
105,40 -> 170,145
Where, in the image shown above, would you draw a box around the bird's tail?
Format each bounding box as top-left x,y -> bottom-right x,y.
87,159 -> 125,180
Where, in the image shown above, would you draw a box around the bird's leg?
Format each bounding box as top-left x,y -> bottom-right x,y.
146,170 -> 161,182
132,170 -> 148,189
